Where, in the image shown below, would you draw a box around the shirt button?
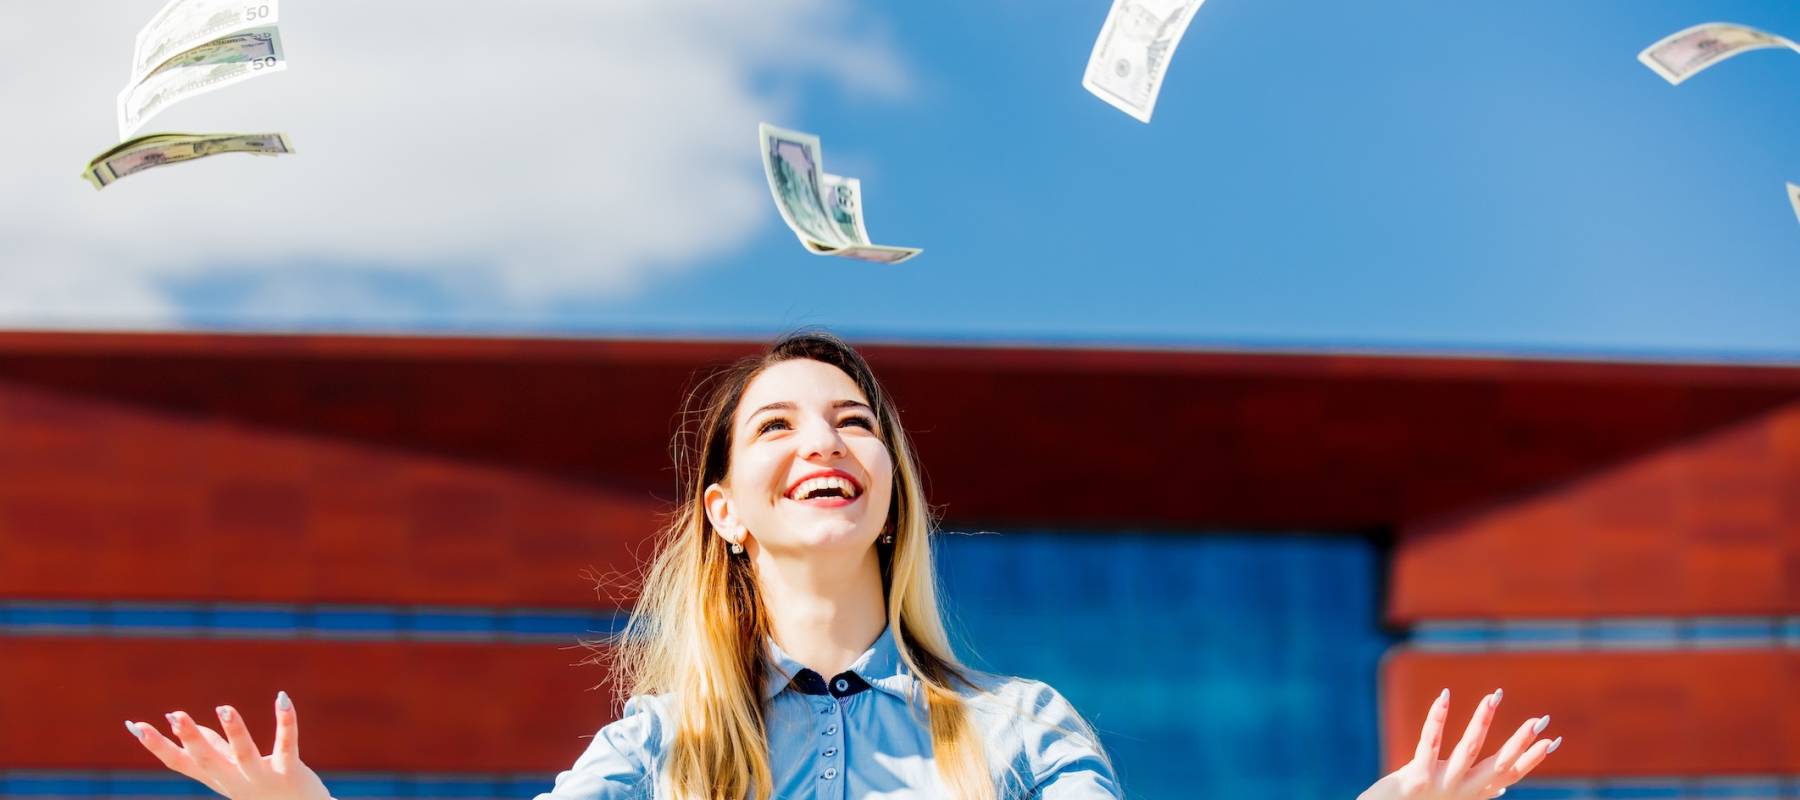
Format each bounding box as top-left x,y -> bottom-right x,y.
824,725 -> 837,735
822,767 -> 838,780
834,678 -> 849,692
823,747 -> 838,757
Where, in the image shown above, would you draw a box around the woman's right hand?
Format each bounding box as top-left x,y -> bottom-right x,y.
126,691 -> 331,800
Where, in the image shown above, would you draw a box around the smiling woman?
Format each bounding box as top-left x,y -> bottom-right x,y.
594,331 -> 1118,799
120,330 -> 1561,799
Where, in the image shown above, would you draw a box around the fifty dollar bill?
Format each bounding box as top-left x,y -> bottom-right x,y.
132,0 -> 280,85
118,26 -> 287,139
758,123 -> 921,264
1083,0 -> 1207,123
1637,22 -> 1798,85
82,131 -> 293,190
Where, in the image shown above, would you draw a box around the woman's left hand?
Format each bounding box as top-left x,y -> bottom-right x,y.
1357,688 -> 1561,800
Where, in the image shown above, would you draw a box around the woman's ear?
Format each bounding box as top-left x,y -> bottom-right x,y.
704,482 -> 742,546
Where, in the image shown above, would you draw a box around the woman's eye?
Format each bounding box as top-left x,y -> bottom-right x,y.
757,418 -> 790,434
840,415 -> 875,430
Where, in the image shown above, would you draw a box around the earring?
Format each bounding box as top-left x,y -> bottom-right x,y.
730,540 -> 745,554
881,533 -> 894,545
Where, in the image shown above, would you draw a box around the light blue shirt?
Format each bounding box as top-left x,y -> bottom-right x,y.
537,624 -> 1123,799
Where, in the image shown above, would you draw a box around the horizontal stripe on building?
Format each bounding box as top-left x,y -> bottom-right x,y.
0,771 -> 553,799
0,601 -> 628,643
1506,777 -> 1800,798
1407,617 -> 1800,652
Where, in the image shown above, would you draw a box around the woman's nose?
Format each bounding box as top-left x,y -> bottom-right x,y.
796,418 -> 847,459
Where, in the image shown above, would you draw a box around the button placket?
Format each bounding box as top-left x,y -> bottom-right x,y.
818,698 -> 845,791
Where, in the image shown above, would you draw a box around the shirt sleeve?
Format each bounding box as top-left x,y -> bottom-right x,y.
533,695 -> 664,800
1018,681 -> 1124,799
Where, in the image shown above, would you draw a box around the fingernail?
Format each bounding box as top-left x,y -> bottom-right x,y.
1533,715 -> 1550,734
277,690 -> 292,711
1495,789 -> 1506,798
1494,687 -> 1504,702
125,721 -> 144,739
1439,688 -> 1449,701
1547,736 -> 1563,753
164,712 -> 179,728
216,706 -> 232,722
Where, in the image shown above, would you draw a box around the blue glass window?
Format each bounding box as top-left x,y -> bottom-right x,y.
937,530 -> 1392,799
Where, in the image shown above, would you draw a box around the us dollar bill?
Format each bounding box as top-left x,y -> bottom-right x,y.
1083,0 -> 1207,123
118,26 -> 287,139
132,0 -> 280,85
759,123 -> 921,264
82,131 -> 293,190
830,245 -> 925,264
819,173 -> 871,247
1788,182 -> 1800,227
1637,22 -> 1797,85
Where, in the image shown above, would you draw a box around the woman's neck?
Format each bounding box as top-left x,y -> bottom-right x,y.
755,545 -> 888,678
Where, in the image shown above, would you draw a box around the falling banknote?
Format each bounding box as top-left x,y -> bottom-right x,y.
118,26 -> 287,139
759,123 -> 921,264
1637,22 -> 1798,85
132,0 -> 280,85
1083,0 -> 1207,123
82,132 -> 293,190
1788,182 -> 1800,227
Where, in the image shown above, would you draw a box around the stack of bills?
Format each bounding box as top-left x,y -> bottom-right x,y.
85,0 -> 294,190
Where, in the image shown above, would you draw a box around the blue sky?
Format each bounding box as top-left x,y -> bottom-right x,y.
15,1 -> 1800,360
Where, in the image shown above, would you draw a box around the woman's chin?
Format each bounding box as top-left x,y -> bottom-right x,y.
767,517 -> 879,551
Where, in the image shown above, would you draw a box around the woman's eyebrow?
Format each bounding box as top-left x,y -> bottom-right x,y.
744,399 -> 873,426
745,401 -> 796,425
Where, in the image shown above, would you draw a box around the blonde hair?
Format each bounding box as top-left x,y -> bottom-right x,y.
603,331 -> 1001,799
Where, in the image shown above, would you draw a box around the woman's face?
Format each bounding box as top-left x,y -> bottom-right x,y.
705,358 -> 894,557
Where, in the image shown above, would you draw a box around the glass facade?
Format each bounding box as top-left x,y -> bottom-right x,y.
936,529 -> 1393,799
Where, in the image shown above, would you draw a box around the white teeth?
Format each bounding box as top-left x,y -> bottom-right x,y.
791,475 -> 858,500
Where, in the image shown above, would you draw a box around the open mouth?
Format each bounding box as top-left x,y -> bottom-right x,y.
784,472 -> 864,507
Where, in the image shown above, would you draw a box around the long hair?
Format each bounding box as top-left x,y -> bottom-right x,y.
604,330 -> 999,799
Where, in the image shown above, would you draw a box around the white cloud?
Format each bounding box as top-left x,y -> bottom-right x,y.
0,0 -> 910,327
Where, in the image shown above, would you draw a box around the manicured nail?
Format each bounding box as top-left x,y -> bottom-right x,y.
164,712 -> 179,728
1494,687 -> 1504,702
1495,789 -> 1506,798
216,706 -> 232,723
125,721 -> 144,739
1547,736 -> 1563,753
1533,715 -> 1550,734
1438,688 -> 1449,701
277,690 -> 292,711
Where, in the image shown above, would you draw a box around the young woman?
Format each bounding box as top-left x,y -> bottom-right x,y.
125,331 -> 1562,799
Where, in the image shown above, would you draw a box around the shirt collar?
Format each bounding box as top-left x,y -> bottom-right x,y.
761,623 -> 915,702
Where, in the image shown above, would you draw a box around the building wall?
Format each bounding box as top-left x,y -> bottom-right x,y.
4,335 -> 1799,799
1385,401 -> 1800,795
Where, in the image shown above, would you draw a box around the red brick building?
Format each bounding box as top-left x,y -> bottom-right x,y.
1,332 -> 1796,796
